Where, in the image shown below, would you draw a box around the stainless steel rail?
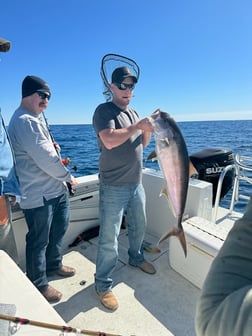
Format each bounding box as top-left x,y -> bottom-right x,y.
212,153 -> 252,223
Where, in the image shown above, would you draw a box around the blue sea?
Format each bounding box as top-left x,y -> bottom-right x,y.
52,120 -> 252,213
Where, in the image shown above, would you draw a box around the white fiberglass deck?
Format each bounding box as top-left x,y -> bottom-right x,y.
2,169 -> 245,335
49,230 -> 199,336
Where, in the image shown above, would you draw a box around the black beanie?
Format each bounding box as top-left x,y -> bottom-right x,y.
22,75 -> 51,98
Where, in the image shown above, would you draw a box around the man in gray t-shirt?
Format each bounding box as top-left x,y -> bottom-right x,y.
93,66 -> 156,311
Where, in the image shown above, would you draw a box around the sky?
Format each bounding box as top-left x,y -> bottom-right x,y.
0,0 -> 252,124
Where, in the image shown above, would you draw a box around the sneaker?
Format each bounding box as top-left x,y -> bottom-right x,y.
130,261 -> 156,274
97,291 -> 119,311
42,285 -> 62,303
56,265 -> 76,277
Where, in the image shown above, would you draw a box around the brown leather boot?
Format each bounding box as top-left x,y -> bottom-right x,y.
97,291 -> 119,311
56,265 -> 76,277
42,285 -> 62,303
130,261 -> 156,274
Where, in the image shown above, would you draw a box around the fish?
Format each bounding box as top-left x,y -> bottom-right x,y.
149,109 -> 189,257
147,150 -> 197,179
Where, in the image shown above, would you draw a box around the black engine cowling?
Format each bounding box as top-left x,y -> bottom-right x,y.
190,148 -> 234,205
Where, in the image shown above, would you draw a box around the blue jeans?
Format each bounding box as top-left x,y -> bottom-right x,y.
95,183 -> 146,293
23,192 -> 69,292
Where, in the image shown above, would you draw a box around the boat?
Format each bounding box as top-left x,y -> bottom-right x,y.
0,150 -> 251,336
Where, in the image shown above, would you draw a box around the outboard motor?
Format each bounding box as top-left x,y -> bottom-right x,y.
190,148 -> 235,205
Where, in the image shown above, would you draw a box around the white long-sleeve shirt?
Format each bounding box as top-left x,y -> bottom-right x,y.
8,108 -> 72,209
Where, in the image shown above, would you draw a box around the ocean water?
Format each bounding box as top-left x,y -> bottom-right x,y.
52,120 -> 252,212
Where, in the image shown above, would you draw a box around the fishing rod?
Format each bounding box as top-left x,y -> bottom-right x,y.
41,112 -> 75,196
0,313 -> 123,336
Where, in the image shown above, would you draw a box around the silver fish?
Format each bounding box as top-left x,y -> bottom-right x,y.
149,109 -> 189,257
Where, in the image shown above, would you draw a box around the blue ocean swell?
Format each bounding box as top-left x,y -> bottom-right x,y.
52,120 -> 252,212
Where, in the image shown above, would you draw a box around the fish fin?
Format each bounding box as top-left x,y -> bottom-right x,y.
146,150 -> 157,161
158,227 -> 187,257
159,187 -> 177,219
189,160 -> 198,178
158,227 -> 179,245
159,187 -> 168,198
160,137 -> 170,147
177,229 -> 187,257
150,109 -> 161,120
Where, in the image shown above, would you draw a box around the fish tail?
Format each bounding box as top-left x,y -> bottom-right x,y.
177,228 -> 187,257
158,227 -> 187,257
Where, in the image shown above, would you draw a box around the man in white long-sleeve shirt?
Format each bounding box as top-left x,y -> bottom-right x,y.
8,75 -> 77,303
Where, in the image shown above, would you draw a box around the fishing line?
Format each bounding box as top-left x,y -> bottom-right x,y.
41,112 -> 75,196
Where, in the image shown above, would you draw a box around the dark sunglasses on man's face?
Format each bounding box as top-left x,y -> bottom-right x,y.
114,83 -> 135,91
36,91 -> 51,100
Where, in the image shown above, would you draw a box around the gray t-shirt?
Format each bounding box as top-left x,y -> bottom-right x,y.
93,102 -> 143,185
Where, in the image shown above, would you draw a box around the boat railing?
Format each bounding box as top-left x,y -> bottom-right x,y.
212,153 -> 252,223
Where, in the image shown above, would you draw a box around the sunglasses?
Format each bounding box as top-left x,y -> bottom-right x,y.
114,83 -> 135,91
36,91 -> 51,100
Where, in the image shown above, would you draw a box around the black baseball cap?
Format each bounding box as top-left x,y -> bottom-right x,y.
111,66 -> 137,84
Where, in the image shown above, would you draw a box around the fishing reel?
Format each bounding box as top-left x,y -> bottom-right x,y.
61,157 -> 77,172
61,157 -> 71,166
